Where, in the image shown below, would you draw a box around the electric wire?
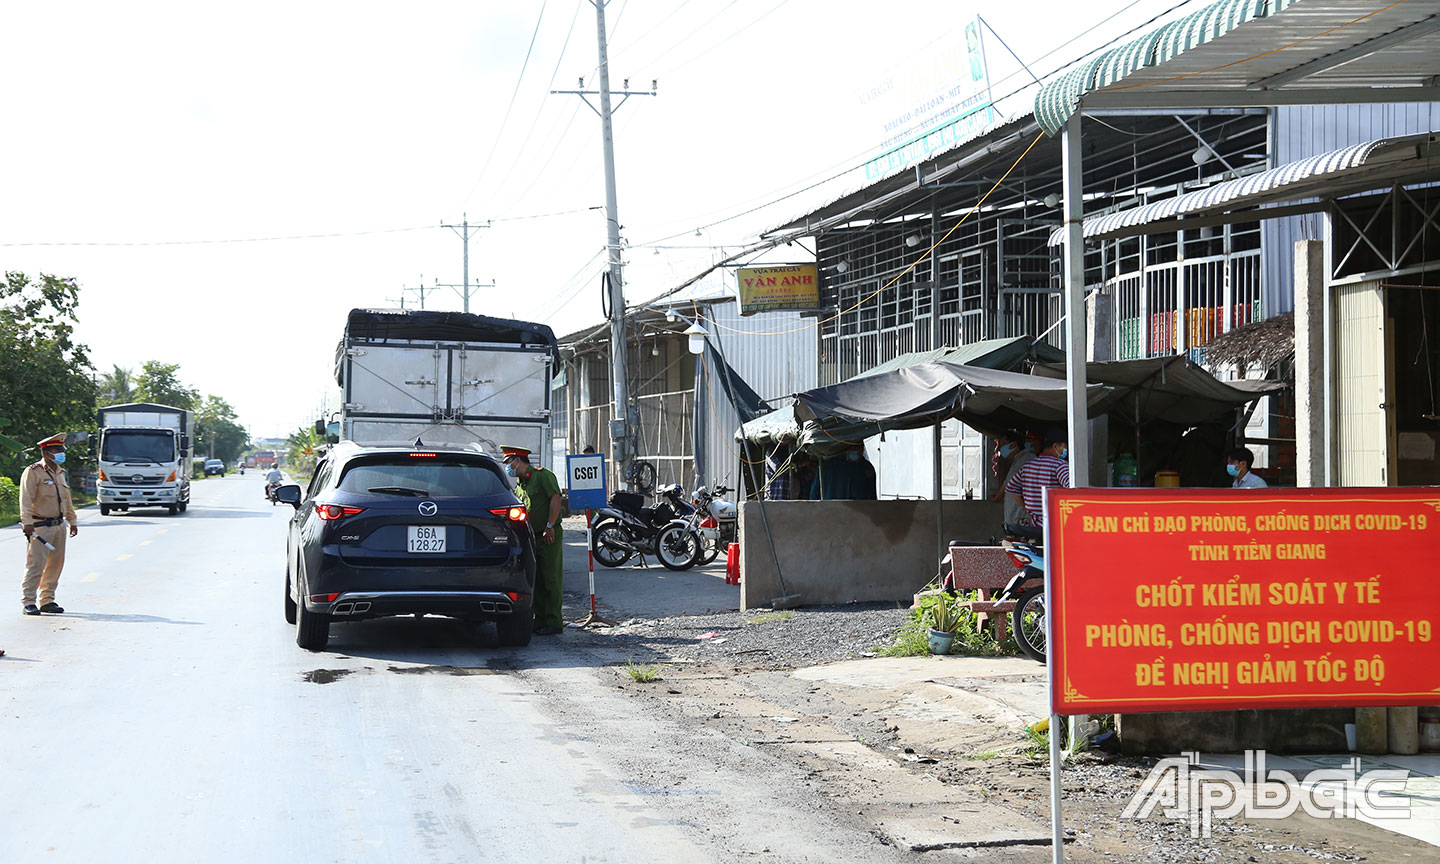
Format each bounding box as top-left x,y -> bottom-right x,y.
653,0 -> 795,79
456,0 -> 551,213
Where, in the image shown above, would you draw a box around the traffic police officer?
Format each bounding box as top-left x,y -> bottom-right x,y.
20,433 -> 79,615
501,446 -> 564,635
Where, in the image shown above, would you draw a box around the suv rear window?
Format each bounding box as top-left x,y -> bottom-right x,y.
336,457 -> 510,499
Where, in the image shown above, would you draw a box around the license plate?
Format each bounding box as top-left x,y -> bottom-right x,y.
407,525 -> 446,553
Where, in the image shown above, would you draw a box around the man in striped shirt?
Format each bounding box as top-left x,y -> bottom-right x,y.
1004,425 -> 1071,527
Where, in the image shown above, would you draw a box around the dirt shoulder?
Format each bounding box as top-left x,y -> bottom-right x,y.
553,604 -> 1434,861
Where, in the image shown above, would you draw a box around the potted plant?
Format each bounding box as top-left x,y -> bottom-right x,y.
926,592 -> 960,655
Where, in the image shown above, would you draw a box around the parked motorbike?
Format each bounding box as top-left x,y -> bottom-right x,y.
684,484 -> 738,566
590,488 -> 702,571
996,522 -> 1046,662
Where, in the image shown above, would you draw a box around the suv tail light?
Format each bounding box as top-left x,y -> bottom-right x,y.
490,506 -> 527,522
316,503 -> 365,521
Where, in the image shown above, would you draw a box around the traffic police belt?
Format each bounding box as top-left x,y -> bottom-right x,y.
32,517 -> 64,527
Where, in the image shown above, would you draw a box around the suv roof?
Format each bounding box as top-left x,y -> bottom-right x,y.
323,440 -> 502,464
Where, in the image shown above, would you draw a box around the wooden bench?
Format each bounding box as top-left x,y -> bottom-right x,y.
934,543 -> 1041,644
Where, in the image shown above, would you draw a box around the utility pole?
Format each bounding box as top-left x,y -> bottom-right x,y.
440,214 -> 490,313
435,276 -> 494,310
552,0 -> 656,489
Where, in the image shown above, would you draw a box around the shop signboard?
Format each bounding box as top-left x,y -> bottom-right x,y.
737,264 -> 819,316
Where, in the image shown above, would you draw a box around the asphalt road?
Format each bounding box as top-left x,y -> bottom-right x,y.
0,473 -> 734,864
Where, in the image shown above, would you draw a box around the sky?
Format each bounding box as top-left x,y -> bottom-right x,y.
1,0 -> 1203,438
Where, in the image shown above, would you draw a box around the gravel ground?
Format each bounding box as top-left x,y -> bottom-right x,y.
573,601 -> 919,668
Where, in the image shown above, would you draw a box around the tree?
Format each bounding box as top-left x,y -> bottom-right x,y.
0,272 -> 97,481
286,425 -> 320,475
98,364 -> 136,405
134,361 -> 199,411
195,395 -> 250,463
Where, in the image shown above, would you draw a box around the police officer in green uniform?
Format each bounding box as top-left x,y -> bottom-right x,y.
502,446 -> 564,635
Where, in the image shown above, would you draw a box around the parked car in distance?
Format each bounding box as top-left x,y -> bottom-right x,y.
203,459 -> 225,476
278,441 -> 537,651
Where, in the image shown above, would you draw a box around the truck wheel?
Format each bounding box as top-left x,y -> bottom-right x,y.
167,505 -> 178,515
296,594 -> 329,651
177,501 -> 187,513
100,505 -> 110,516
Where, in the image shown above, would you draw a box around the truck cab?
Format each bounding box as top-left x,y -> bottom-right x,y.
95,403 -> 194,516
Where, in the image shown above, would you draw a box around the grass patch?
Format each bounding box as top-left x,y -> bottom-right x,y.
874,619 -> 930,657
624,661 -> 661,683
969,749 -> 1000,761
745,611 -> 794,625
1022,724 -> 1050,758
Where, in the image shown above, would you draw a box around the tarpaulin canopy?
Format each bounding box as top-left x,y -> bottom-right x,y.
1034,356 -> 1287,426
735,337 -> 1063,448
792,362 -> 1111,455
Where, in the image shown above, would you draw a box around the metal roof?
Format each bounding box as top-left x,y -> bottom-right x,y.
1046,131 -> 1440,243
1035,0 -> 1440,135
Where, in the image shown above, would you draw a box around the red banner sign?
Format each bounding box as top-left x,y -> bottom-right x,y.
1047,487 -> 1440,715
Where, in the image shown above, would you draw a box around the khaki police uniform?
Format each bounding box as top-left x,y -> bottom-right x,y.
20,436 -> 78,609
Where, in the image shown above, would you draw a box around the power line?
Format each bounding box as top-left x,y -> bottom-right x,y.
653,0 -> 795,79
456,0 -> 552,212
0,225 -> 434,247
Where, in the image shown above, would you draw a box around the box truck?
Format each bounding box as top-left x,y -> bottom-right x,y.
95,402 -> 193,515
331,309 -> 558,464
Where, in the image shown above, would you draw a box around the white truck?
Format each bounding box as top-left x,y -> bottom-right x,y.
95,402 -> 194,515
331,309 -> 558,464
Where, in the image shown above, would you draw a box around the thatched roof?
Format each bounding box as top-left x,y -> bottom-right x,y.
1203,312 -> 1294,372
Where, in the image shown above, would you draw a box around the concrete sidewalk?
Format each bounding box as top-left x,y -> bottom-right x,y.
556,515 -> 740,619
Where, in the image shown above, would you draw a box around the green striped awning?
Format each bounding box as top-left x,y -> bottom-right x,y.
1034,0 -> 1299,135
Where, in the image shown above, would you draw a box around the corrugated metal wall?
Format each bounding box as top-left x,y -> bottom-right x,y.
1264,103 -> 1440,315
694,300 -> 818,490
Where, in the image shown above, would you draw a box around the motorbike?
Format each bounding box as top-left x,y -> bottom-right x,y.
265,479 -> 283,505
590,488 -> 702,571
996,522 -> 1046,662
683,484 -> 738,566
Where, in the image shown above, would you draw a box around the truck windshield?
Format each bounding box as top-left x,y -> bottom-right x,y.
102,431 -> 175,463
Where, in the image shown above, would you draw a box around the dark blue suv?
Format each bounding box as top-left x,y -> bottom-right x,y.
277,442 -> 536,651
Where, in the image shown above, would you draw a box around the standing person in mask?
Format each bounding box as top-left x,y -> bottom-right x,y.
989,429 -> 1035,526
19,433 -> 79,616
501,446 -> 564,636
810,444 -> 877,501
1004,425 -> 1071,528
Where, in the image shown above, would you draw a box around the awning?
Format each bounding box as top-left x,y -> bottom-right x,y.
733,337 -> 1062,447
792,363 -> 1111,455
1034,356 -> 1287,426
852,336 -> 1065,379
1035,0 -> 1440,136
1047,132 -> 1440,244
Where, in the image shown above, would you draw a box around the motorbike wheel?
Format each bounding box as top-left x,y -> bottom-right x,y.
1011,585 -> 1047,663
696,533 -> 720,566
591,520 -> 633,568
656,524 -> 701,571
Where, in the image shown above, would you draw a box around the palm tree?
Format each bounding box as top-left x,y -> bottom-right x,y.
98,364 -> 135,405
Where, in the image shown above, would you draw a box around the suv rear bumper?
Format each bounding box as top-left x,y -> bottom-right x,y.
308,590 -> 531,622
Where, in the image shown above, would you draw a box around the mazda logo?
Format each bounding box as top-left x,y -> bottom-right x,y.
418,501 -> 438,517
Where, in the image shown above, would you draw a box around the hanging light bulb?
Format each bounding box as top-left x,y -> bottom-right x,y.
684,321 -> 708,355
651,342 -> 660,357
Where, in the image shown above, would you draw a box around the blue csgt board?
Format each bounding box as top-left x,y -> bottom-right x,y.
566,453 -> 608,511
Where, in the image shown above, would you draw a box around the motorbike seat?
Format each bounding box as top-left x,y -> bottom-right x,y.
609,491 -> 646,517
1003,523 -> 1043,543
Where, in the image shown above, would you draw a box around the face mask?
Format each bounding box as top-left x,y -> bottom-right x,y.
998,443 -> 1016,458
506,465 -> 517,478
51,452 -> 66,465
1058,448 -> 1068,459
1024,441 -> 1037,453
1226,463 -> 1240,477
846,451 -> 860,463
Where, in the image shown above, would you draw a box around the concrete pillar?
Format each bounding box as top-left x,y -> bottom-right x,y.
1293,240 -> 1326,487
1388,707 -> 1420,755
1356,706 -> 1388,754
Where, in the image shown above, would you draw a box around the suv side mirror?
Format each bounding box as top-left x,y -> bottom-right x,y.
276,484 -> 303,509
